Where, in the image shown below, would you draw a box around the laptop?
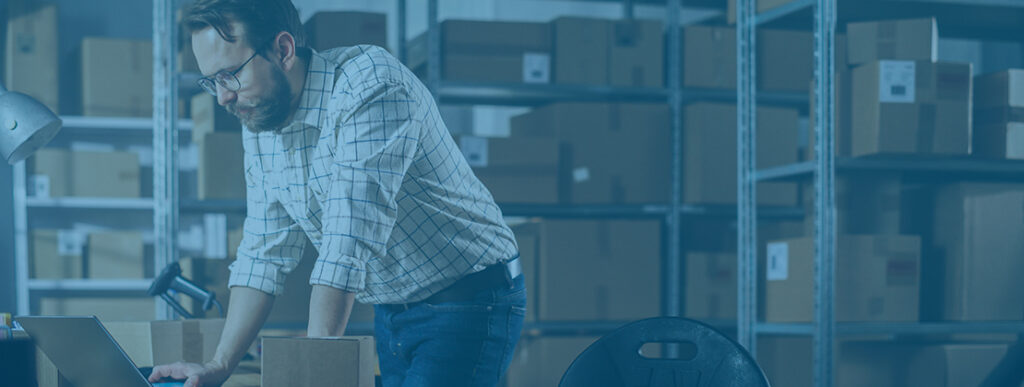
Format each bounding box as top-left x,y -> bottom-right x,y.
15,316 -> 185,387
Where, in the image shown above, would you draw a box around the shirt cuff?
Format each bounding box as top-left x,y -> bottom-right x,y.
228,259 -> 289,296
309,255 -> 367,293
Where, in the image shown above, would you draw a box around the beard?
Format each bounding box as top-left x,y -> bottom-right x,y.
227,64 -> 293,133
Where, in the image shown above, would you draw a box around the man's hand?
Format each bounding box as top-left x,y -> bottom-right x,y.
148,360 -> 231,387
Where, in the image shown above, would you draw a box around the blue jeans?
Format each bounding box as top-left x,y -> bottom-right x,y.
374,275 -> 527,387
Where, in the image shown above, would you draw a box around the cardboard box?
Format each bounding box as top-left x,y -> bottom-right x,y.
505,337 -> 597,387
974,121 -> 1024,159
31,230 -> 85,279
851,60 -> 972,157
105,319 -> 225,368
683,103 -> 799,206
847,18 -> 938,66
81,38 -> 153,117
975,69 -> 1024,109
198,132 -> 245,200
456,136 -> 561,204
609,19 -> 663,88
727,0 -> 802,24
683,25 -> 812,92
304,11 -> 387,52
27,148 -> 72,198
5,1 -> 59,113
410,20 -> 551,84
27,149 -> 140,198
71,151 -> 141,198
510,103 -> 671,204
87,231 -> 144,279
12,330 -> 71,387
907,344 -> 1020,387
934,184 -> 1024,321
191,93 -> 241,143
39,297 -> 156,322
802,176 -> 904,236
553,17 -> 609,86
759,338 -> 934,387
261,336 -> 375,387
685,252 -> 736,321
516,220 -> 661,321
765,235 -> 920,322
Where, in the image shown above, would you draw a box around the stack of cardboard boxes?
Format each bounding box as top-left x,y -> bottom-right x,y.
974,69 -> 1024,159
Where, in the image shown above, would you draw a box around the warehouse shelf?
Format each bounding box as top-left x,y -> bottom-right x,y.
27,279 -> 153,292
26,197 -> 156,210
60,116 -> 193,131
433,82 -> 809,107
755,156 -> 1024,182
756,321 -> 1024,336
758,0 -> 1024,41
180,199 -> 248,213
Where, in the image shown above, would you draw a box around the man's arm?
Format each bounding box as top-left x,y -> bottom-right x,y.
148,286 -> 274,387
308,285 -> 356,337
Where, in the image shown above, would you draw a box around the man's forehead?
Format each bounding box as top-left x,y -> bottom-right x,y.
191,24 -> 249,76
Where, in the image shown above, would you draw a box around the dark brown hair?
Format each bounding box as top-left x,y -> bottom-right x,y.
183,0 -> 306,50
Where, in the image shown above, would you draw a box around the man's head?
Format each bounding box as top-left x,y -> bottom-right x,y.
184,0 -> 306,132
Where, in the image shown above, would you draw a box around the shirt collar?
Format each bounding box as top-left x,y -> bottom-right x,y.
281,48 -> 336,134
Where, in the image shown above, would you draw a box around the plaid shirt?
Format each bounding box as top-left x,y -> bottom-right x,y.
228,46 -> 518,304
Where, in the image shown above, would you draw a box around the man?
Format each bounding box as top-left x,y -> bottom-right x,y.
148,1 -> 525,386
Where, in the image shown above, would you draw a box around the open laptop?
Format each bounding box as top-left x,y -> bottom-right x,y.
15,316 -> 185,387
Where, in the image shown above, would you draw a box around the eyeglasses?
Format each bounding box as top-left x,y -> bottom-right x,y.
197,50 -> 260,97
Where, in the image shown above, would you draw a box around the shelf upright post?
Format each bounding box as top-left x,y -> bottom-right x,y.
153,0 -> 180,320
427,0 -> 441,100
398,0 -> 408,64
736,0 -> 758,355
665,0 -> 683,325
812,0 -> 838,385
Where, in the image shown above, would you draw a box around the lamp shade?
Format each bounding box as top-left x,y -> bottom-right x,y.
0,89 -> 62,165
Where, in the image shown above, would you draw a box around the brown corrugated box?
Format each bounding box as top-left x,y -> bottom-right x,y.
28,149 -> 141,198
552,17 -> 609,86
846,18 -> 938,66
974,70 -> 1024,159
801,176 -> 904,236
87,231 -> 144,279
198,132 -> 245,200
907,344 -> 1022,387
30,230 -> 84,279
851,60 -> 972,157
304,11 -> 387,52
973,122 -> 1024,159
683,103 -> 799,206
516,220 -> 661,321
409,20 -> 551,84
609,19 -> 663,88
456,136 -> 561,204
683,25 -> 812,92
510,103 -> 671,204
765,235 -> 920,323
934,184 -> 1024,321
685,252 -> 736,321
975,69 -> 1024,108
81,38 -> 153,117
12,329 -> 71,387
261,336 -> 375,387
5,1 -> 59,113
104,319 -> 225,368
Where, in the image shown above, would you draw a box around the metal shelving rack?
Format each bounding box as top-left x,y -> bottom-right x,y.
736,1 -> 1024,386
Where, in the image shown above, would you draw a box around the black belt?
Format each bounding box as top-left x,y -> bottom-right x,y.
391,257 -> 522,310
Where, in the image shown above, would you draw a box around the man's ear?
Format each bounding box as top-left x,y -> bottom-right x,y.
271,31 -> 298,71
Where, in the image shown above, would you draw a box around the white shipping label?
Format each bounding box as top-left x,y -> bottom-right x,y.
30,175 -> 51,198
459,136 -> 489,168
573,167 -> 591,183
523,52 -> 551,84
878,60 -> 916,104
766,242 -> 789,281
57,230 -> 85,256
203,214 -> 228,259
127,145 -> 154,168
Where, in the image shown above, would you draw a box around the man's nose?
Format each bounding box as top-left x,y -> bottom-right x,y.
216,84 -> 237,106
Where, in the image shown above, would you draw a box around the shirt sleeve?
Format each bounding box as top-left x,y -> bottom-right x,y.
309,75 -> 421,294
228,138 -> 307,296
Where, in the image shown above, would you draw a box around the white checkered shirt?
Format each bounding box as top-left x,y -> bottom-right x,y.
228,46 -> 519,304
